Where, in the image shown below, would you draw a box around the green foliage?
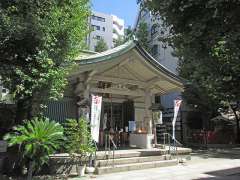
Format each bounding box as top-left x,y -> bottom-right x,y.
125,26 -> 134,40
4,117 -> 64,172
136,22 -> 150,52
142,0 -> 240,117
114,26 -> 134,47
64,118 -> 95,157
0,0 -> 90,119
114,36 -> 125,47
95,38 -> 108,52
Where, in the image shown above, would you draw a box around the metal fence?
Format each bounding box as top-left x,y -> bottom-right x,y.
44,96 -> 77,123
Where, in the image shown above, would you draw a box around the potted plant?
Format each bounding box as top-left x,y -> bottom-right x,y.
64,118 -> 95,177
4,117 -> 64,180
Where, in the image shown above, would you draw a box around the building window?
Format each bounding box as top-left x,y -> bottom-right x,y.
102,27 -> 105,31
92,15 -> 105,22
95,35 -> 101,40
151,24 -> 158,37
151,44 -> 158,56
140,9 -> 148,18
162,44 -> 167,49
92,25 -> 101,31
155,95 -> 161,104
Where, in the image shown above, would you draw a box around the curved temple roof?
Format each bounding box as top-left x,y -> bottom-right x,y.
75,40 -> 185,94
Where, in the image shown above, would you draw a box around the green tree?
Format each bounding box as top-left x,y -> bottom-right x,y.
4,117 -> 64,180
114,36 -> 125,47
64,118 -> 95,155
125,26 -> 134,41
0,0 -> 90,123
95,38 -> 108,52
64,118 -> 95,169
136,22 -> 150,51
114,26 -> 134,47
141,0 -> 240,141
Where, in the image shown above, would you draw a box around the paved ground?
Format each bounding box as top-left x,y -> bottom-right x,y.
70,148 -> 240,180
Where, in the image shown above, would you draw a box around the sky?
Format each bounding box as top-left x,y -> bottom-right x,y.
91,0 -> 139,28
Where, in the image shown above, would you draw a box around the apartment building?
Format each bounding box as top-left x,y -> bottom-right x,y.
87,11 -> 124,51
135,8 -> 180,109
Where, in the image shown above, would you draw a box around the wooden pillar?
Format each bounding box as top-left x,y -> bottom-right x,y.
144,89 -> 152,134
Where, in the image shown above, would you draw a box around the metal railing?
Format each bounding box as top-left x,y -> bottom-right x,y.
104,134 -> 117,167
162,133 -> 183,158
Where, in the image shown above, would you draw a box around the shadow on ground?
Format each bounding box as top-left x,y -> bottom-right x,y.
192,167 -> 240,180
191,148 -> 240,160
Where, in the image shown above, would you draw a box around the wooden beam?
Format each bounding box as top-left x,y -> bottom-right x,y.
90,87 -> 145,97
118,58 -> 131,67
122,66 -> 145,82
96,53 -> 132,75
86,70 -> 97,83
164,87 -> 184,93
146,76 -> 160,86
151,85 -> 167,95
91,75 -> 146,88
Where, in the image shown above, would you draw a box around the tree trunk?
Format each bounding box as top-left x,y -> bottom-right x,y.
232,109 -> 240,143
15,98 -> 31,124
27,161 -> 34,180
29,96 -> 41,119
28,88 -> 50,119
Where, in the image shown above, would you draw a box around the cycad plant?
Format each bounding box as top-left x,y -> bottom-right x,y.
4,117 -> 64,180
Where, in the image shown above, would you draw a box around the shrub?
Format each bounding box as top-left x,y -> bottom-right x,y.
4,117 -> 64,180
64,118 -> 95,162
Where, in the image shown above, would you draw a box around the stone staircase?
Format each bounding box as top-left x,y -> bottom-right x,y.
94,147 -> 191,174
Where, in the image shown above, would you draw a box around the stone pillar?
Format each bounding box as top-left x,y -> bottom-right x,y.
144,89 -> 152,134
83,84 -> 90,121
84,84 -> 90,100
75,74 -> 90,121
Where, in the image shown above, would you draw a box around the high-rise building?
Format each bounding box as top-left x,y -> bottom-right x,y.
87,11 -> 124,51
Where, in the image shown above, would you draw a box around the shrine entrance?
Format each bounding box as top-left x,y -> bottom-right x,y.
98,99 -> 135,148
70,40 -> 184,149
101,102 -> 123,132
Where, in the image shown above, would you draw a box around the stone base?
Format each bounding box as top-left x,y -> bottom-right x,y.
48,154 -> 88,176
129,133 -> 154,149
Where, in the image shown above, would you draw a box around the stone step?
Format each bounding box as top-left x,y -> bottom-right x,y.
155,144 -> 165,149
96,150 -> 165,160
95,159 -> 178,175
96,154 -> 171,167
96,147 -> 192,160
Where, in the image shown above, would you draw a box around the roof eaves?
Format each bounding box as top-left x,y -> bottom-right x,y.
76,41 -> 136,65
134,41 -> 186,86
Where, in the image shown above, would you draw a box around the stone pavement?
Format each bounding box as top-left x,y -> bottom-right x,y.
70,148 -> 240,180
